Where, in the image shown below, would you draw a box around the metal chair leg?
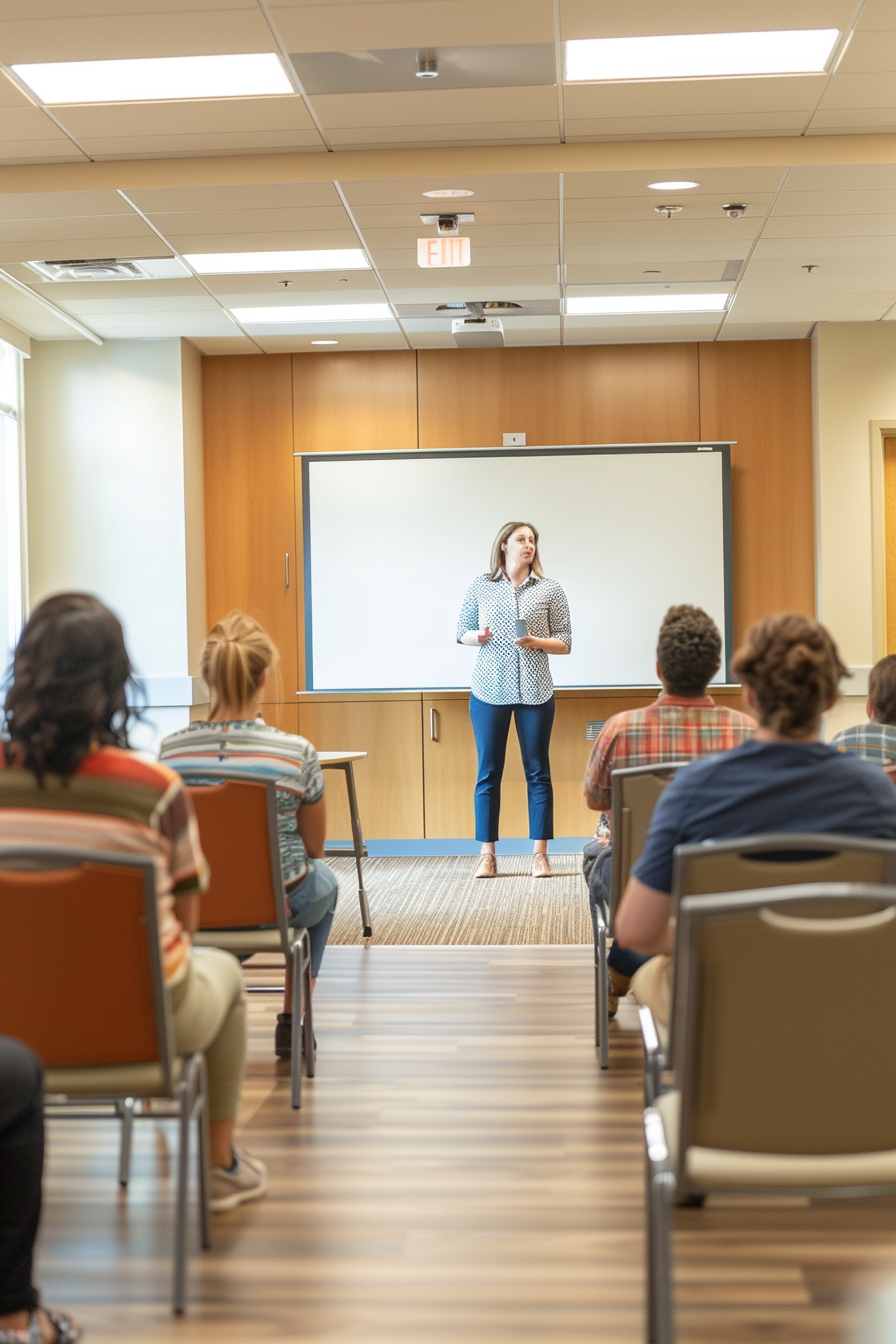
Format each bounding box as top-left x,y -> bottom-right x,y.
649,1170 -> 676,1344
117,1096 -> 135,1187
302,934 -> 315,1080
195,1056 -> 212,1251
597,918 -> 609,1070
172,1070 -> 191,1314
290,938 -> 304,1109
344,762 -> 372,939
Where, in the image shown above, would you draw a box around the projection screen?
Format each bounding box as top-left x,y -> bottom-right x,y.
301,444 -> 732,691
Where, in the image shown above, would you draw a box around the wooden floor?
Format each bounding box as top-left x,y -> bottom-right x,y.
37,946 -> 896,1342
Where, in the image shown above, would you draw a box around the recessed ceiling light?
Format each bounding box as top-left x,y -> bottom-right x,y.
11,52 -> 292,104
648,181 -> 700,190
564,29 -> 839,82
422,189 -> 475,198
183,249 -> 369,274
565,294 -> 729,316
311,340 -> 338,345
231,304 -> 393,324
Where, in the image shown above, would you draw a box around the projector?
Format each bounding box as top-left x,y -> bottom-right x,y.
451,316 -> 504,348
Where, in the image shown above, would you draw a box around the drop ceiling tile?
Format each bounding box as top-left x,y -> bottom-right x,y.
351,200 -> 559,230
0,234 -> 167,263
565,112 -> 806,139
775,188 -> 896,217
859,0 -> 896,28
565,261 -> 740,284
564,75 -> 824,118
563,322 -> 720,344
38,278 -> 206,299
144,206 -> 352,236
342,174 -> 559,206
786,165 -> 896,191
0,104 -> 85,144
566,194 -> 773,224
268,1 -> 554,51
565,221 -> 761,253
741,257 -> 896,288
558,0 -> 854,39
85,129 -> 326,159
0,190 -> 133,220
764,214 -> 896,238
377,265 -> 561,290
566,168 -> 786,198
0,7 -> 275,63
0,280 -> 83,338
328,124 -> 559,148
364,224 -> 558,250
386,282 -> 560,304
313,85 -> 557,130
162,229 -> 360,254
187,335 -> 260,354
256,332 -> 408,352
54,294 -> 222,314
205,273 -> 384,296
0,140 -> 86,164
0,214 -> 162,244
807,108 -> 896,131
372,245 -> 559,272
565,241 -> 750,267
816,72 -> 896,109
754,236 -> 896,260
834,29 -> 896,73
0,76 -> 41,109
56,95 -> 315,138
129,183 -> 342,213
1,0 -> 255,16
719,322 -> 812,340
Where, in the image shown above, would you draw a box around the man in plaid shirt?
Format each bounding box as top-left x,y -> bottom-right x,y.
584,604 -> 756,1012
830,654 -> 896,778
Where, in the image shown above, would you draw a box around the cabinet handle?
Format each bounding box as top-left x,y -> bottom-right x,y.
285,552 -> 290,588
430,707 -> 439,742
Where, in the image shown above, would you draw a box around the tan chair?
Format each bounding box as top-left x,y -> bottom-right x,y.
645,833 -> 896,1095
0,845 -> 211,1314
591,762 -> 686,1068
180,769 -> 313,1110
644,882 -> 896,1344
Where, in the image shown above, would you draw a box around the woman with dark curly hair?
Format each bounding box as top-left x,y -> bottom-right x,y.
614,612 -> 896,1024
0,593 -> 267,1213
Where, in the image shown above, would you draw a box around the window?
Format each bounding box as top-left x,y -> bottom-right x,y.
0,341 -> 25,680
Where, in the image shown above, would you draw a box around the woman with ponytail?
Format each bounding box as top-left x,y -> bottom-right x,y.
160,611 -> 338,1061
613,612 -> 896,1025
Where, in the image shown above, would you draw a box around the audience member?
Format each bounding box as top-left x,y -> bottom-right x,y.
0,594 -> 266,1211
830,653 -> 896,773
0,1038 -> 78,1344
583,605 -> 755,1013
160,611 -> 338,1060
614,612 -> 896,1026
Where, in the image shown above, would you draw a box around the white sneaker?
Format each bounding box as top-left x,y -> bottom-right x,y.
210,1146 -> 268,1212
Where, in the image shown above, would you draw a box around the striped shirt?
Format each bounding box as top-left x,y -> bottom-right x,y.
160,719 -> 325,886
0,745 -> 207,987
584,693 -> 757,812
830,721 -> 896,766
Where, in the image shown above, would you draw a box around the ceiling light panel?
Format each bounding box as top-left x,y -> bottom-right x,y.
11,53 -> 293,104
288,44 -> 555,95
183,250 -> 369,274
564,30 -> 840,82
230,304 -> 394,323
565,293 -> 730,315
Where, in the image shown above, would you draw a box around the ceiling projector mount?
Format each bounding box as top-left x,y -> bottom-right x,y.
419,212 -> 474,236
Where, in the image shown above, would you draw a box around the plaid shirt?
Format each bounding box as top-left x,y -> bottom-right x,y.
583,693 -> 757,812
830,721 -> 896,765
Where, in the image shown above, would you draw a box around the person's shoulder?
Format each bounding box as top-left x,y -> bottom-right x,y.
80,745 -> 180,793
680,737 -> 759,780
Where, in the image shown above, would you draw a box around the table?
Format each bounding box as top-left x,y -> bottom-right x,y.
318,751 -> 372,939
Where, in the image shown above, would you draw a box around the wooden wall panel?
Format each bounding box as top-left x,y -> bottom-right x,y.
698,341 -> 815,644
417,344 -> 700,449
293,350 -> 418,454
203,354 -> 299,698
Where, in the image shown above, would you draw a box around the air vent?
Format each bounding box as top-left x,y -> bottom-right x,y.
26,256 -> 189,282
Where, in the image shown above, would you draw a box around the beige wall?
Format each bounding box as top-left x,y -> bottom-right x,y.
813,322 -> 896,738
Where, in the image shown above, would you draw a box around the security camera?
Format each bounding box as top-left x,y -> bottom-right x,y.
723,204 -> 747,219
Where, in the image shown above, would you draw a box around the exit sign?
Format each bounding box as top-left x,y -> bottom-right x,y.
417,237 -> 471,268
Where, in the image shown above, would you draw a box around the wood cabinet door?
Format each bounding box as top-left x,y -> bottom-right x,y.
423,696 -> 528,839
203,354 -> 299,699
298,697 -> 424,840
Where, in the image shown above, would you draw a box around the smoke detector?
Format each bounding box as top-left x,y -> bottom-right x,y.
26,256 -> 189,281
723,204 -> 747,219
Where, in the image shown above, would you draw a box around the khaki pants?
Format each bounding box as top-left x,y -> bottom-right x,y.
631,954 -> 672,1029
170,947 -> 246,1122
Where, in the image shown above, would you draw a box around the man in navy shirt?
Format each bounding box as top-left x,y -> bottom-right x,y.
615,613 -> 896,1024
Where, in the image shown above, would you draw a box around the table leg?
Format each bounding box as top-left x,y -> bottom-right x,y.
343,762 -> 372,939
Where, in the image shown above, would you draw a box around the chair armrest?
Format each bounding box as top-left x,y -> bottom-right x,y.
639,1005 -> 666,1107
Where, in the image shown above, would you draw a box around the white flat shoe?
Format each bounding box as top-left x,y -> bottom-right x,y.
532,853 -> 551,878
474,853 -> 497,879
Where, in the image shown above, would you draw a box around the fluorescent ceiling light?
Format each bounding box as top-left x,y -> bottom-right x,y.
231,304 -> 393,324
566,294 -> 729,316
11,53 -> 292,104
184,249 -> 369,274
422,189 -> 475,198
647,180 -> 700,190
564,30 -> 839,82
311,340 -> 338,345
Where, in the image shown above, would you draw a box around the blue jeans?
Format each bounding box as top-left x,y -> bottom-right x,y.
589,850 -> 650,980
286,859 -> 338,977
469,694 -> 555,842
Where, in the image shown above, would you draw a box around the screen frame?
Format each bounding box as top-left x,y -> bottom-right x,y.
299,441 -> 734,692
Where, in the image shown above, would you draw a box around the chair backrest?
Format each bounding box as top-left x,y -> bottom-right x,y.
0,846 -> 172,1082
180,770 -> 289,945
674,883 -> 896,1173
674,832 -> 896,898
610,762 -> 687,929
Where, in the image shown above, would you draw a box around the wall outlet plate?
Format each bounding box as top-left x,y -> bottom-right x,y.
503,432 -> 526,446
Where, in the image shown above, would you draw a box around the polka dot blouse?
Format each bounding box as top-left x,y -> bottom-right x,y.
456,572 -> 572,706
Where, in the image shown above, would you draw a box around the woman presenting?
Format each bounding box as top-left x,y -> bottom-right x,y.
457,521 -> 571,879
